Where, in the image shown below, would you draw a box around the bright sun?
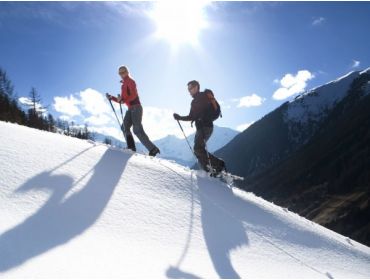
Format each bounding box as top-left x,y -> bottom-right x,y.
149,1 -> 209,47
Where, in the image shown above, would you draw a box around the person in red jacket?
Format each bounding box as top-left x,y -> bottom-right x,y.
107,66 -> 160,157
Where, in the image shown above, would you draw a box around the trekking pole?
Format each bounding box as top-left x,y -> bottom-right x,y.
119,101 -> 127,136
176,120 -> 195,155
119,102 -> 125,124
176,120 -> 202,171
107,96 -> 126,140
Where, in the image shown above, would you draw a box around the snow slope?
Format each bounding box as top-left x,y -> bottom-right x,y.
0,121 -> 369,278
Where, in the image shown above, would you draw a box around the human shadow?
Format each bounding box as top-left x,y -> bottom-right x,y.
166,266 -> 201,279
0,148 -> 130,272
196,176 -> 370,279
163,169 -> 201,279
197,177 -> 249,279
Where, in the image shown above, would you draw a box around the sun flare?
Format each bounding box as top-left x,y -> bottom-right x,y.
149,1 -> 209,47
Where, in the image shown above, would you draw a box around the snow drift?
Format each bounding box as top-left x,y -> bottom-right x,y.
0,121 -> 369,278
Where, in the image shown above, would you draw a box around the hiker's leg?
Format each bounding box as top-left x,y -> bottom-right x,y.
194,127 -> 211,171
202,126 -> 225,172
123,109 -> 136,151
131,105 -> 156,152
209,153 -> 225,172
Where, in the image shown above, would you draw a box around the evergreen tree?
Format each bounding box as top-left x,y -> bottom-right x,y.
47,114 -> 55,132
0,67 -> 25,124
104,137 -> 112,145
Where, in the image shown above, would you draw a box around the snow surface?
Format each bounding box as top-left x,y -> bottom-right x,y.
1,121 -> 370,278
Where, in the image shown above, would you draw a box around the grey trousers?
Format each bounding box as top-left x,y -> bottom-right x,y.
123,104 -> 156,152
194,126 -> 224,172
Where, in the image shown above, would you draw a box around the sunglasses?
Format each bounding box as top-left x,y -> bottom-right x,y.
188,85 -> 196,91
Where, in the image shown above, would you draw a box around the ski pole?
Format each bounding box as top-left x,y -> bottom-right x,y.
119,102 -> 125,124
177,120 -> 195,155
107,96 -> 126,140
119,101 -> 127,136
176,120 -> 202,171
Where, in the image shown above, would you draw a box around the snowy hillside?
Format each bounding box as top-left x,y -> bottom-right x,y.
216,67 -> 370,178
285,67 -> 370,144
1,121 -> 370,278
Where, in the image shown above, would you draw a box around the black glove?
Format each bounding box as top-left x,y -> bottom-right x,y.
173,113 -> 181,120
106,93 -> 112,100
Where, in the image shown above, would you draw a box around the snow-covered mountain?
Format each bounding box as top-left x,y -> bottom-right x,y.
90,131 -> 125,148
215,67 -> 370,247
154,126 -> 239,166
285,68 -> 370,145
216,68 -> 370,177
1,121 -> 370,278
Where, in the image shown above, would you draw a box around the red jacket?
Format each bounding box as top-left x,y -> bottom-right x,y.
111,76 -> 141,108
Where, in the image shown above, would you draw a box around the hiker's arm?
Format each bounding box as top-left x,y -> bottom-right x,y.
174,99 -> 204,121
173,113 -> 192,121
173,101 -> 198,121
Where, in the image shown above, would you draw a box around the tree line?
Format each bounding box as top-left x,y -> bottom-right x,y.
0,67 -> 92,140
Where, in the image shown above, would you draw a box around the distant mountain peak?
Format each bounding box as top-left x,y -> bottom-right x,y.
285,70 -> 363,124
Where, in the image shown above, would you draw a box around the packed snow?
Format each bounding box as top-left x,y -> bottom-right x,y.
1,121 -> 369,278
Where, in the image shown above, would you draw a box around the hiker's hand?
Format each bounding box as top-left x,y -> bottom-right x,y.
106,93 -> 112,100
173,113 -> 181,120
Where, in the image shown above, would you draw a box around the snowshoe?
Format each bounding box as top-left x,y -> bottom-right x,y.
149,147 -> 160,157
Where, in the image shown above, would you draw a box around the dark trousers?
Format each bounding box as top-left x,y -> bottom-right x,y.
122,104 -> 156,152
194,126 -> 224,172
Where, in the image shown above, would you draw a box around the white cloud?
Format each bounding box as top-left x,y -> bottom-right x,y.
52,88 -> 205,142
104,2 -> 152,17
53,95 -> 81,116
79,88 -> 111,116
85,114 -> 111,126
18,97 -> 47,114
142,106 -> 194,140
312,17 -> 325,26
273,70 -> 314,100
53,88 -> 118,126
236,121 -> 254,132
236,94 -> 266,108
59,115 -> 71,121
352,60 -> 360,68
218,100 -> 231,110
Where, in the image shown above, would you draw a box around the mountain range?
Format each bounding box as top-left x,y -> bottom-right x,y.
215,68 -> 370,246
93,125 -> 239,167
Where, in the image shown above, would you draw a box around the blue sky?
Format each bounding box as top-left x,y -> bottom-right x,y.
1,1 -> 369,140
